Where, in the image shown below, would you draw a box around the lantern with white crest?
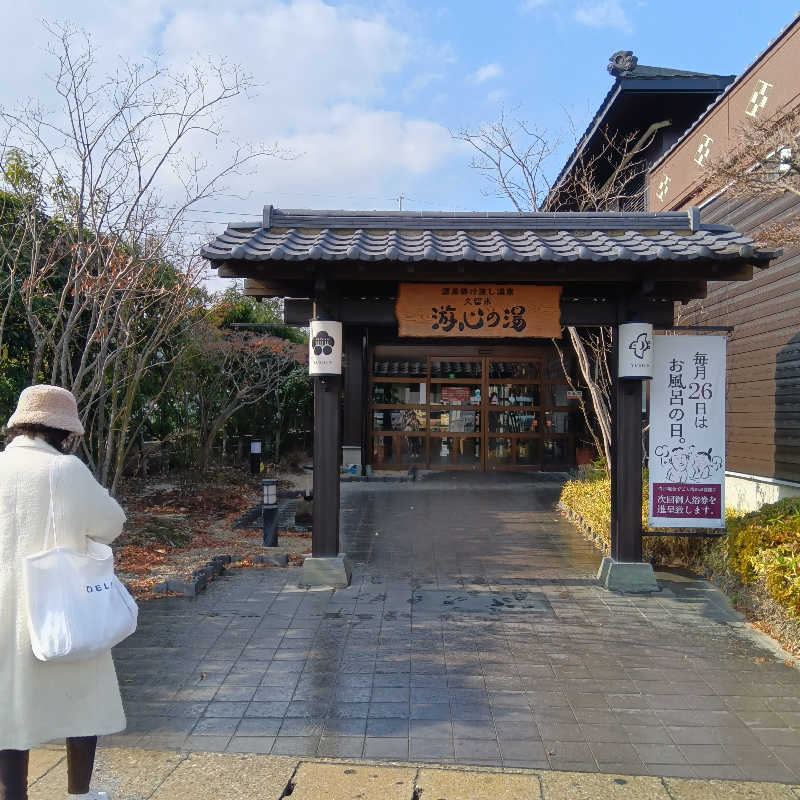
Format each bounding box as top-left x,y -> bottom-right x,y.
618,322 -> 654,380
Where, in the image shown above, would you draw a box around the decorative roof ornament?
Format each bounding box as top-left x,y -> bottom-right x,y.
608,50 -> 638,76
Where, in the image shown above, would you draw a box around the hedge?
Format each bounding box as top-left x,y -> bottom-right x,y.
559,473 -> 800,618
726,497 -> 800,616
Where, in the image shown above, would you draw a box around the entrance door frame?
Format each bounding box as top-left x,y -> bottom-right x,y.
369,342 -> 577,472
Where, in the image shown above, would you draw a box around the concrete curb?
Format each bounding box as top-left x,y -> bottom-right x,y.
557,501 -> 611,553
29,747 -> 800,800
153,555 -> 239,597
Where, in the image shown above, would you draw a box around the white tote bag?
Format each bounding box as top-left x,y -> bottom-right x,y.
24,457 -> 138,662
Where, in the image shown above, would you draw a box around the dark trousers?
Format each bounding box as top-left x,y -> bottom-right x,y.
0,736 -> 97,800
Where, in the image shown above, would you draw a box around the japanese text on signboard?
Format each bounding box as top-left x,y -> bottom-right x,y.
648,335 -> 726,529
432,286 -> 526,333
396,284 -> 562,338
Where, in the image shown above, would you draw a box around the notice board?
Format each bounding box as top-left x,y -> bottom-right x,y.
648,335 -> 726,529
396,284 -> 562,338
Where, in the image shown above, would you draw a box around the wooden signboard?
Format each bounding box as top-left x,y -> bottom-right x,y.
396,284 -> 562,338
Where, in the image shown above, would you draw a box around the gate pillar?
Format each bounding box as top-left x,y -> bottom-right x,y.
300,288 -> 351,588
598,322 -> 658,592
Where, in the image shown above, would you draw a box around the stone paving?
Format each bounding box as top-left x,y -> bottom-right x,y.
109,473 -> 800,781
29,748 -> 800,799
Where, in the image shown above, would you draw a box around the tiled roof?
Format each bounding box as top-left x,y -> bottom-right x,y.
618,64 -> 724,80
201,207 -> 775,265
549,57 -> 734,201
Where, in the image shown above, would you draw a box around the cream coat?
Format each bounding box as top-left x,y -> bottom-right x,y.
0,435 -> 127,749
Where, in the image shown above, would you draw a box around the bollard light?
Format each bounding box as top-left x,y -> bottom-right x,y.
262,478 -> 279,547
262,478 -> 278,507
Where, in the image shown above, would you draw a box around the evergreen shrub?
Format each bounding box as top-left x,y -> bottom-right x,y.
727,497 -> 800,615
559,476 -> 800,617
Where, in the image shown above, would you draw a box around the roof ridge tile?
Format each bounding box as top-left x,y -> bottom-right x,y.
199,209 -> 773,267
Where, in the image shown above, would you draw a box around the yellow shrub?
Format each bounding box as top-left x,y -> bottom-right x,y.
560,475 -> 611,544
750,545 -> 800,616
559,472 -> 652,537
560,479 -> 800,616
725,497 -> 800,614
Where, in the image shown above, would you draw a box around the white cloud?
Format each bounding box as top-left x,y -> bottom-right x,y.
0,0 -> 463,215
402,71 -> 445,101
160,1 -> 411,121
273,106 -> 457,188
573,0 -> 632,32
487,89 -> 507,104
469,62 -> 504,85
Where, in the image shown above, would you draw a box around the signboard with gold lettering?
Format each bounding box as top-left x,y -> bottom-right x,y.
396,284 -> 562,338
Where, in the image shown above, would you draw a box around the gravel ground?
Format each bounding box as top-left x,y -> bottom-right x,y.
113,465 -> 311,599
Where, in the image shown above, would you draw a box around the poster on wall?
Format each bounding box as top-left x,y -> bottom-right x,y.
648,335 -> 726,529
396,284 -> 562,338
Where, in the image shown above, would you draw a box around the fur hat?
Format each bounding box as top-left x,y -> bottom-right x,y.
7,385 -> 85,434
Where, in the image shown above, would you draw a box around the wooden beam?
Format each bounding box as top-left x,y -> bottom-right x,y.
216,259 -> 759,284
243,278 -> 305,297
342,328 -> 365,449
284,298 -> 676,328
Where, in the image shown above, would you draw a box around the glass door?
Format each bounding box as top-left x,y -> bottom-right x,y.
371,355 -> 428,468
369,349 -> 576,471
428,358 -> 483,470
486,359 -> 542,470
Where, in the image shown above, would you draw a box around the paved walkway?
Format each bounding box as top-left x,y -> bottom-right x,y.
104,474 -> 800,782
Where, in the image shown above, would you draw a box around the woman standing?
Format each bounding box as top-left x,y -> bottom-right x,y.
0,386 -> 126,800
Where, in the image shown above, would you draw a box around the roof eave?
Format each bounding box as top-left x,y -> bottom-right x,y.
548,74 -> 735,202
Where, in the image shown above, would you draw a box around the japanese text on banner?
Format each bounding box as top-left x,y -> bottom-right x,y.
648,335 -> 726,529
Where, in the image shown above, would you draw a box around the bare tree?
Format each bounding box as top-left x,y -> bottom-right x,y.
454,111 -> 560,211
554,327 -> 612,468
700,105 -> 800,247
0,24 -> 279,490
456,111 -> 656,213
457,111 -> 655,468
183,326 -> 301,471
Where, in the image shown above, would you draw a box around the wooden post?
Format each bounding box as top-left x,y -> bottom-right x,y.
342,327 -> 365,460
311,292 -> 341,560
610,323 -> 643,562
600,318 -> 656,592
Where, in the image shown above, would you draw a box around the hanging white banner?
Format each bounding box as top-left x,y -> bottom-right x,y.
648,335 -> 726,529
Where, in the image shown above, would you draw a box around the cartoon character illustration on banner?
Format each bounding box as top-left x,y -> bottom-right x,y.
654,444 -> 724,484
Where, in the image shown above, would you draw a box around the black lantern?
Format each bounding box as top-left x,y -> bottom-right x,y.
262,478 -> 279,547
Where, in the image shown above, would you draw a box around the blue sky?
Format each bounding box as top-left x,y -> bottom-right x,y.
1,0 -> 798,227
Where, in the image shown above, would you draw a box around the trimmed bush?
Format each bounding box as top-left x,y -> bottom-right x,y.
560,474 -> 612,543
727,497 -> 800,615
560,476 -> 800,618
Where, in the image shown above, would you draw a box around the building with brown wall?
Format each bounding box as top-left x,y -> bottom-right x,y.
649,14 -> 800,510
